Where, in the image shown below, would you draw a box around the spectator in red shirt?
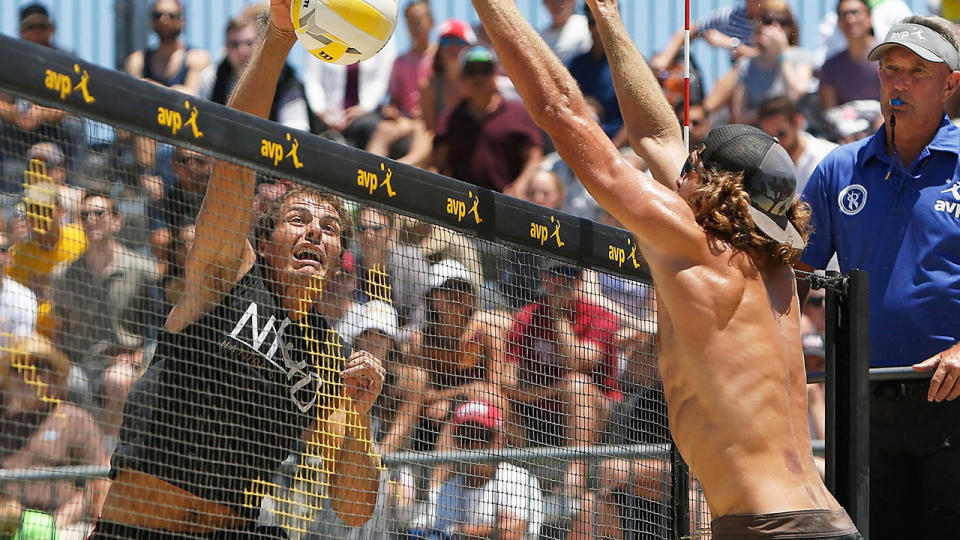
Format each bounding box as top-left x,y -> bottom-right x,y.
432,46 -> 543,196
505,261 -> 619,503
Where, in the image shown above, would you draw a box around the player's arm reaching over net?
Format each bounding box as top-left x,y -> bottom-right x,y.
468,0 -> 705,263
585,0 -> 689,187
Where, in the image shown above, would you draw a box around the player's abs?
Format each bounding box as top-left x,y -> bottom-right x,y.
667,372 -> 838,517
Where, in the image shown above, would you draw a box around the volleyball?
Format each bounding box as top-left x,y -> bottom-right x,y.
291,0 -> 399,65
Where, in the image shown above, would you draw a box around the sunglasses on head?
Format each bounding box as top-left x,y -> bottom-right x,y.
464,63 -> 495,77
152,10 -> 180,21
439,35 -> 467,48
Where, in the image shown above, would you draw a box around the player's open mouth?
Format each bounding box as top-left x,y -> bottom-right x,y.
293,247 -> 324,267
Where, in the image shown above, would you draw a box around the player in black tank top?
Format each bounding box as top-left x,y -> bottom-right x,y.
94,9 -> 385,536
112,256 -> 341,523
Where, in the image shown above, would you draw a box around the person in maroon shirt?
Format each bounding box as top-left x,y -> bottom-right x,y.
432,46 -> 543,197
505,261 -> 619,504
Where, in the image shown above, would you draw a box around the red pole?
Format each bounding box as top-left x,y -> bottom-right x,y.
684,0 -> 691,152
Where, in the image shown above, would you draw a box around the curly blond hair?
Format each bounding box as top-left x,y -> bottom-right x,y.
690,167 -> 811,267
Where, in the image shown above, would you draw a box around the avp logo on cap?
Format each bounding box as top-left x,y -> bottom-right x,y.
838,184 -> 868,216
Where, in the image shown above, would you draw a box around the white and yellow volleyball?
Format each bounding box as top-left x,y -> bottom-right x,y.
291,0 -> 399,65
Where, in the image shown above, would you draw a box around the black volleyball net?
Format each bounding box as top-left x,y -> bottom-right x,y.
0,35 -> 870,540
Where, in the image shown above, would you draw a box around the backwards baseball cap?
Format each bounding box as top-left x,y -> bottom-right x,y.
336,300 -> 399,348
463,45 -> 495,66
693,125 -> 803,250
453,400 -> 503,431
868,23 -> 960,71
437,18 -> 476,45
428,259 -> 473,291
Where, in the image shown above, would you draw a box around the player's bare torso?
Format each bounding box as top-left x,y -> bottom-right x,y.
648,245 -> 841,517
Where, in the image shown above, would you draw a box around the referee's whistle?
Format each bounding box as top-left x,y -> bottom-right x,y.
891,98 -> 904,106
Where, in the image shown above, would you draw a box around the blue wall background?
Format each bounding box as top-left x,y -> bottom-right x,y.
0,0 -> 939,96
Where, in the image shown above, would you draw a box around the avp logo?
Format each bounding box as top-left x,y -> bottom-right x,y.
261,133 -> 304,168
44,64 -> 95,103
935,180 -> 960,219
357,163 -> 396,198
891,29 -> 925,41
838,184 -> 868,216
609,237 -> 643,270
531,215 -> 565,247
227,301 -> 316,412
157,100 -> 204,138
446,190 -> 483,224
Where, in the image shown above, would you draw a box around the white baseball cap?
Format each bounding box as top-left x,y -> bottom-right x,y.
428,259 -> 473,291
336,300 -> 399,347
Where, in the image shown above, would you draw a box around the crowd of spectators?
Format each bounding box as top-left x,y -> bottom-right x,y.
0,0 -> 955,538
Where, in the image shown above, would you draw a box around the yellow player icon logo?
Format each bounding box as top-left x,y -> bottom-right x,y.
73,64 -> 95,104
549,215 -> 565,248
467,191 -> 483,224
285,133 -> 304,169
183,100 -> 204,139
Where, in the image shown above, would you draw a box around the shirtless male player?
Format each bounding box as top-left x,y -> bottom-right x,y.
92,1 -> 385,537
470,0 -> 861,538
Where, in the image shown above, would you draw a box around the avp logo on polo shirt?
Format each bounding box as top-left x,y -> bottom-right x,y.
935,180 -> 960,219
838,184 -> 868,216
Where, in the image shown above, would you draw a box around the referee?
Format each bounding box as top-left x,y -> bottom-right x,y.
799,15 -> 960,540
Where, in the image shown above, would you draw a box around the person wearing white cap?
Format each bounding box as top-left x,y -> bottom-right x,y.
798,15 -> 960,539
405,259 -> 514,491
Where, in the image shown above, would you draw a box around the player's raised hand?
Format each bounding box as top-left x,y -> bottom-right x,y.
270,0 -> 295,34
342,350 -> 386,415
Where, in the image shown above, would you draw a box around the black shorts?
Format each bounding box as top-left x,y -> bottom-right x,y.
88,520 -> 288,540
712,509 -> 862,540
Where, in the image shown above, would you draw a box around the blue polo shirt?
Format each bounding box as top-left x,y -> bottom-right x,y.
801,115 -> 960,367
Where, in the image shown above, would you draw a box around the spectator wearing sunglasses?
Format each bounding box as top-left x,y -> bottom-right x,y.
51,190 -> 160,447
0,333 -> 110,538
731,0 -> 814,125
352,205 -> 429,327
757,96 -> 837,195
199,6 -> 310,132
411,400 -> 543,539
433,46 -> 543,197
148,147 -> 212,276
123,0 -> 211,95
7,182 -> 87,338
18,3 -> 56,49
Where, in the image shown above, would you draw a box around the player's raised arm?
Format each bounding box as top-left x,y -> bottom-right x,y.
470,0 -> 704,256
585,0 -> 687,186
169,1 -> 296,329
